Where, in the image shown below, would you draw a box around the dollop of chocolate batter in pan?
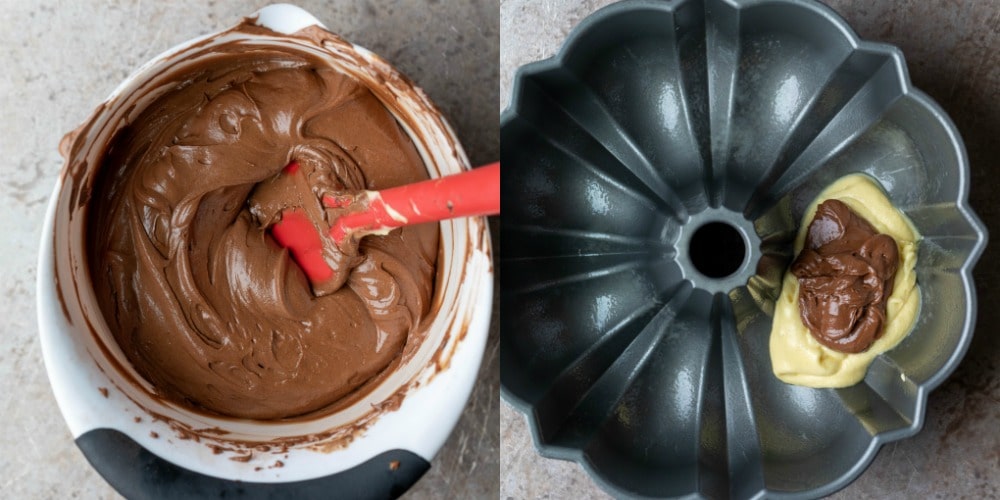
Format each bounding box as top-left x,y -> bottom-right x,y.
791,199 -> 898,354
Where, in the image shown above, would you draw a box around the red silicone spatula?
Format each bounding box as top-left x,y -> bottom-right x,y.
268,162 -> 499,290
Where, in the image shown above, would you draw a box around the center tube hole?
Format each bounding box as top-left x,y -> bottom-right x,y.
689,222 -> 746,278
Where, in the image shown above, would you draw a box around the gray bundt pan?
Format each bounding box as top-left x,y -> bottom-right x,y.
499,0 -> 987,498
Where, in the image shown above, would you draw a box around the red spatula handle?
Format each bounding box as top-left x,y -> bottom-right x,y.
329,162 -> 500,244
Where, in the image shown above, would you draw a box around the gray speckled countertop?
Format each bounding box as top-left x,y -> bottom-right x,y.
501,0 -> 999,498
0,1 -> 497,498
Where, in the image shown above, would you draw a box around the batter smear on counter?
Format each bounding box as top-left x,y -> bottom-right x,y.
86,44 -> 437,419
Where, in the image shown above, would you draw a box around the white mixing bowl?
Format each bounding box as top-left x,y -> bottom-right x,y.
37,4 -> 492,497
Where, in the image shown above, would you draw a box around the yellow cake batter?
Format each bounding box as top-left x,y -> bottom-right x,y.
769,174 -> 920,388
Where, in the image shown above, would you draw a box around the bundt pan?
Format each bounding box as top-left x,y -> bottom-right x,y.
499,0 -> 987,498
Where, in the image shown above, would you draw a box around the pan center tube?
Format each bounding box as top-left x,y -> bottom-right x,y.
675,208 -> 761,294
689,222 -> 745,278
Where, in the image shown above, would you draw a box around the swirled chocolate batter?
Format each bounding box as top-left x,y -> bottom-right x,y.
87,44 -> 437,419
791,199 -> 899,353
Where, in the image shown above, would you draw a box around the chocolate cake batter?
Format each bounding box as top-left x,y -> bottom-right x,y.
86,44 -> 438,419
791,199 -> 899,353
